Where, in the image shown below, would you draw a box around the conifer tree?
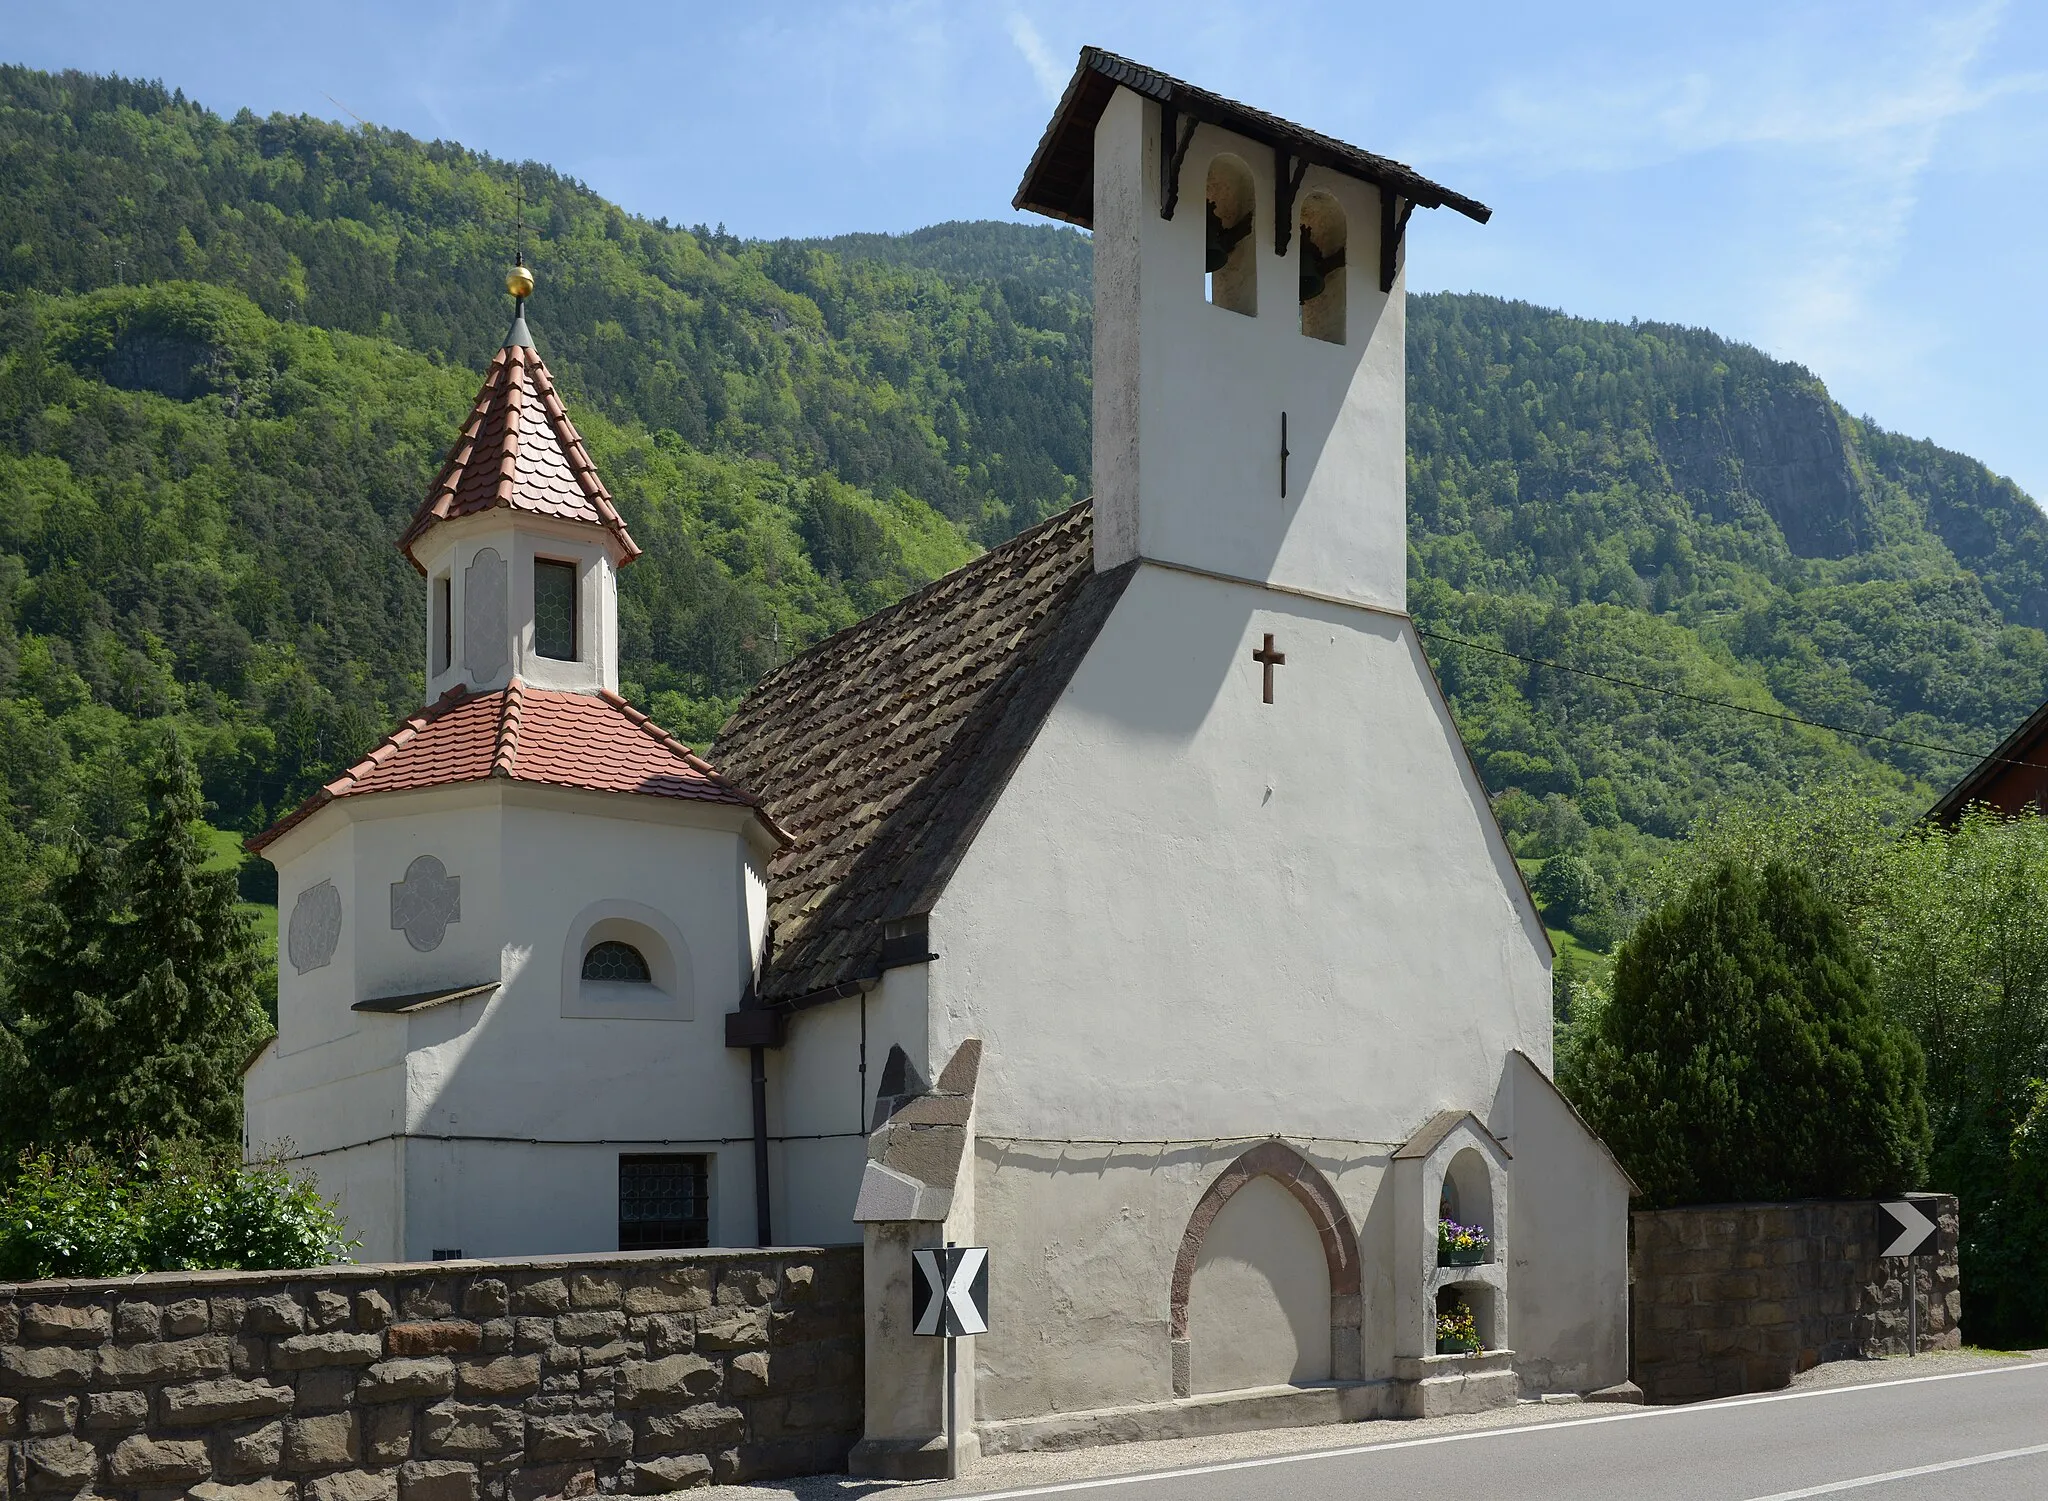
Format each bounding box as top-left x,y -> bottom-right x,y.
1569,858 -> 1930,1208
0,837 -> 125,1155
0,734 -> 271,1161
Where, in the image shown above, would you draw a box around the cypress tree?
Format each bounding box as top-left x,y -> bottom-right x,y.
1571,858 -> 1929,1208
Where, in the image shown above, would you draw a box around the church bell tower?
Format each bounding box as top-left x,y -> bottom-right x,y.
1014,50 -> 1490,613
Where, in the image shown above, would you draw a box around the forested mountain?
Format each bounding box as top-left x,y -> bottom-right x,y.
2,63 -> 2045,962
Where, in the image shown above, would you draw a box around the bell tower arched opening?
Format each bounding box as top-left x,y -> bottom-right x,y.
1298,191 -> 1347,343
1204,154 -> 1257,316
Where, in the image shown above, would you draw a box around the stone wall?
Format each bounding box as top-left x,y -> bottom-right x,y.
1631,1195 -> 1959,1403
0,1247 -> 860,1500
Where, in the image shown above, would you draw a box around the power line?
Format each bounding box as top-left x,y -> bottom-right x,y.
1413,623 -> 2048,774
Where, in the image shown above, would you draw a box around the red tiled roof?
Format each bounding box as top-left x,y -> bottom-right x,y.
248,681 -> 783,852
397,328 -> 640,571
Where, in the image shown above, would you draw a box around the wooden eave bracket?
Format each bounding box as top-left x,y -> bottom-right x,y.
1274,148 -> 1310,255
1380,188 -> 1418,293
1159,103 -> 1199,219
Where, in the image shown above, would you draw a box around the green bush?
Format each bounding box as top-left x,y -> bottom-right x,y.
1987,1082 -> 2048,1343
1534,853 -> 1598,924
0,1145 -> 356,1282
1566,857 -> 1929,1208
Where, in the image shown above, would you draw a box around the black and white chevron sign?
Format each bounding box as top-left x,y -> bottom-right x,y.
1878,1200 -> 1937,1258
911,1246 -> 989,1337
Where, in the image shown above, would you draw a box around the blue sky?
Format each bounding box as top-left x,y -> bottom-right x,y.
8,1 -> 2046,501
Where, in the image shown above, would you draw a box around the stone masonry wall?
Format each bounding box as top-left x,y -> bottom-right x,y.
1631,1195 -> 1959,1404
0,1247 -> 860,1500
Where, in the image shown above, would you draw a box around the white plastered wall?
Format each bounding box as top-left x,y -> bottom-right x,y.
1491,1051 -> 1634,1393
247,782 -> 774,1260
930,562 -> 1554,1418
1090,87 -> 1406,611
413,513 -> 623,700
774,963 -> 929,1249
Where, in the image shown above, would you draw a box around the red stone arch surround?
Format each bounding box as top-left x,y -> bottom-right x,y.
1168,1140 -> 1364,1395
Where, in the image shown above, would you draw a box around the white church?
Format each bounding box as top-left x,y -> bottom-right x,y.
245,48 -> 1635,1474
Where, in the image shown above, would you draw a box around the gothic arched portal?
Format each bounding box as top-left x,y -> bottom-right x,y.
1168,1140 -> 1363,1396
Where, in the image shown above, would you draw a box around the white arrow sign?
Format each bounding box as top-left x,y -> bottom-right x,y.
1879,1199 -> 1937,1258
912,1246 -> 990,1337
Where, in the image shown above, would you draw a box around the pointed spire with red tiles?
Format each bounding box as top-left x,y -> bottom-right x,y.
398,280 -> 640,572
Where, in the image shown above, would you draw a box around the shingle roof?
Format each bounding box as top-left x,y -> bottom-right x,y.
1015,47 -> 1491,230
248,680 -> 780,852
397,318 -> 640,571
714,500 -> 1135,1003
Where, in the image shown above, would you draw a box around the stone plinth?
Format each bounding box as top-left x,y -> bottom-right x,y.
1389,1349 -> 1518,1417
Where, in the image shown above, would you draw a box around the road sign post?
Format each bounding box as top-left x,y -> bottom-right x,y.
912,1243 -> 989,1480
1878,1200 -> 1937,1357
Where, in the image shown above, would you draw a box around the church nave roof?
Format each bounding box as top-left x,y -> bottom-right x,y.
248,679 -> 780,851
714,499 -> 1134,1003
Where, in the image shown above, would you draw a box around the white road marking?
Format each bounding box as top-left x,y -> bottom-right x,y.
1742,1441 -> 2048,1499
954,1359 -> 2048,1500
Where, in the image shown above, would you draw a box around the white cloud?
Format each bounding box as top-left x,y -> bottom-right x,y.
1404,2 -> 2044,394
1007,12 -> 1069,102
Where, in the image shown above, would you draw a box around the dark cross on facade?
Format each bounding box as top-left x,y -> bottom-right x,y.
1253,633 -> 1286,704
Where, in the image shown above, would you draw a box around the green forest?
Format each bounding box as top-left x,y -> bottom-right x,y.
3,62 -> 2048,979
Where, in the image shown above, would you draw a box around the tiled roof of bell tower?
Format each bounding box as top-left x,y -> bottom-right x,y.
398,289 -> 640,572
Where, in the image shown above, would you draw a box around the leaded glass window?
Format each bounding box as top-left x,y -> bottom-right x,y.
582,940 -> 652,983
534,559 -> 578,661
619,1154 -> 709,1250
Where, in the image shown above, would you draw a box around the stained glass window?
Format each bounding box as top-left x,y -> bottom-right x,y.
619,1154 -> 709,1250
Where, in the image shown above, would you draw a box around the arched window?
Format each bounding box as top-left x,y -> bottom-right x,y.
562,901 -> 693,1019
1204,155 -> 1257,316
1298,192 -> 1346,343
582,940 -> 652,984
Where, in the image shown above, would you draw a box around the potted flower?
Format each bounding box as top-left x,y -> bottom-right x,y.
1436,1299 -> 1482,1355
1438,1219 -> 1491,1266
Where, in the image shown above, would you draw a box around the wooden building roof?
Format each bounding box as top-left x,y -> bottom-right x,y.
1925,698 -> 2048,826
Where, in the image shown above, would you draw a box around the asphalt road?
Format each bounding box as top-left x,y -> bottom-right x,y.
956,1362 -> 2048,1501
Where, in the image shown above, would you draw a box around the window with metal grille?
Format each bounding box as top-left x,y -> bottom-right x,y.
534,559 -> 578,660
619,1154 -> 709,1250
582,940 -> 651,983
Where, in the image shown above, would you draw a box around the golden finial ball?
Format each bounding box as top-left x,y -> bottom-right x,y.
506,263 -> 536,300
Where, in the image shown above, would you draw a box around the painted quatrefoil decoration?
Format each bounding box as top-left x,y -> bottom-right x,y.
390,854 -> 462,952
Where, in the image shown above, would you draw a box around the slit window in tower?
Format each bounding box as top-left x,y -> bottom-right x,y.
432,574 -> 452,675
534,559 -> 578,661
